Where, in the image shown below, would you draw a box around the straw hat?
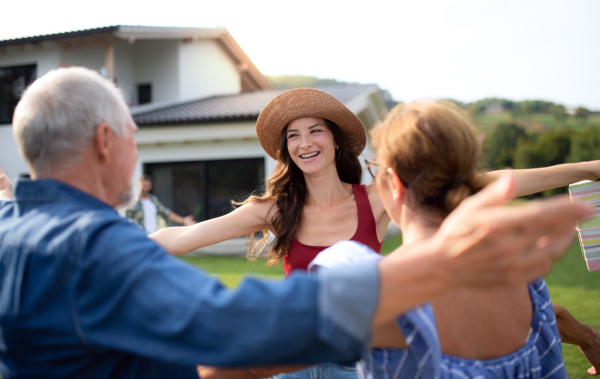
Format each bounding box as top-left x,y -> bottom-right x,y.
256,88 -> 367,160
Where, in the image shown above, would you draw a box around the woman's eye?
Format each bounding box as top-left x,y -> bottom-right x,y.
287,134 -> 297,139
311,129 -> 322,134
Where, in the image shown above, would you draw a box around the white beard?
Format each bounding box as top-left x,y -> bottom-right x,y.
116,175 -> 138,210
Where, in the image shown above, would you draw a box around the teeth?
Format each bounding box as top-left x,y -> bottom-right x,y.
301,152 -> 319,159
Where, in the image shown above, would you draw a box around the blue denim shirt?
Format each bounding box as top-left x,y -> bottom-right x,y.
0,179 -> 379,379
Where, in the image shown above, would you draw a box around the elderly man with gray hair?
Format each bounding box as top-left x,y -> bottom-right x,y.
0,67 -> 594,379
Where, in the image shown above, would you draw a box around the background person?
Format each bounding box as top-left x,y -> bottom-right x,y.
0,68 -> 591,379
125,174 -> 195,234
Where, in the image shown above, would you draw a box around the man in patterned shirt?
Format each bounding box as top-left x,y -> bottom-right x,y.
125,174 -> 195,233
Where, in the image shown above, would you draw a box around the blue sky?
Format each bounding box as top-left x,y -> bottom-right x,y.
2,0 -> 599,110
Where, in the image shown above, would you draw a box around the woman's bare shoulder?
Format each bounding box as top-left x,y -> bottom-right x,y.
243,197 -> 278,224
366,182 -> 382,204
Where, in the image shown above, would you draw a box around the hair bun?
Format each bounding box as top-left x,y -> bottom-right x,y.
444,176 -> 475,212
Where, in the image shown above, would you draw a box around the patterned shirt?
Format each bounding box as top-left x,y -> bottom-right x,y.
359,278 -> 566,379
125,194 -> 171,232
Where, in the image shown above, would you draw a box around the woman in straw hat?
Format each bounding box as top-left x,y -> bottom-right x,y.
151,89 -> 600,378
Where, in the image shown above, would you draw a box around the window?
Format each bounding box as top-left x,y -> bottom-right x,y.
137,84 -> 152,105
0,64 -> 36,124
144,158 -> 264,222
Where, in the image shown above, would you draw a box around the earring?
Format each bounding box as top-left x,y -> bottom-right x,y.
335,145 -> 339,150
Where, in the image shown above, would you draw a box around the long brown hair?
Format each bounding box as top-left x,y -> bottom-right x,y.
371,100 -> 487,214
238,119 -> 362,266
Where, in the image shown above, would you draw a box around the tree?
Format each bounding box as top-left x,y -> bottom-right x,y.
513,128 -> 572,196
515,128 -> 571,168
481,123 -> 527,169
568,127 -> 600,163
575,106 -> 591,120
549,104 -> 568,122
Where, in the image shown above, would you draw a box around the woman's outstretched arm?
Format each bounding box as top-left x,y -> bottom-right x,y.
149,199 -> 276,255
480,161 -> 600,197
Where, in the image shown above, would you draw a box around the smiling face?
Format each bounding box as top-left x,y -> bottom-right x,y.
285,117 -> 337,175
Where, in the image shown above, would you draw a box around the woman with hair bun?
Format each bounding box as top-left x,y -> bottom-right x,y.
359,100 -> 580,378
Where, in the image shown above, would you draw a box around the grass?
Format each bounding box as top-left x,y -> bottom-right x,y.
179,234 -> 598,377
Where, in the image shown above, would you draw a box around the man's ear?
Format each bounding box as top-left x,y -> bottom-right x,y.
95,123 -> 114,163
387,167 -> 406,202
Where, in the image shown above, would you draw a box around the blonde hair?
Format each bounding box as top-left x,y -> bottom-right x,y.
371,100 -> 486,214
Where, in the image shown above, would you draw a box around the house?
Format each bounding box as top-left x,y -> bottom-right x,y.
0,26 -> 388,253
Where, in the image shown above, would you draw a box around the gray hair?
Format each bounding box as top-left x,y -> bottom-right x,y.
12,67 -> 130,176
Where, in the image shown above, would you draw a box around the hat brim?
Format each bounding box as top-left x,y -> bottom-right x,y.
256,88 -> 367,160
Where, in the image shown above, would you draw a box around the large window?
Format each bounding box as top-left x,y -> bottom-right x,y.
144,158 -> 265,222
0,64 -> 36,124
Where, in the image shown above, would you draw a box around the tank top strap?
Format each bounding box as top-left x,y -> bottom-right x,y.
352,184 -> 372,229
351,184 -> 381,252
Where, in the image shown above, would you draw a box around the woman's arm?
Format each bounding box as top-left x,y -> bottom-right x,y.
149,199 -> 276,255
553,304 -> 600,376
479,161 -> 600,198
366,182 -> 392,242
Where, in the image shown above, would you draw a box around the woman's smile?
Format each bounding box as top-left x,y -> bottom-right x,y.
299,151 -> 321,161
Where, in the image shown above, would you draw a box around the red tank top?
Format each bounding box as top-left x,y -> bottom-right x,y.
283,184 -> 382,277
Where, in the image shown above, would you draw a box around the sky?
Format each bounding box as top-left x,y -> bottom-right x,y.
2,0 -> 599,110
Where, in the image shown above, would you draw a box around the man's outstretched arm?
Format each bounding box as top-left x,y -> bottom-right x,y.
553,304 -> 600,376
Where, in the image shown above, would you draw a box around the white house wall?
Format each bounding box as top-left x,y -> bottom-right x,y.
0,127 -> 28,180
133,40 -> 179,104
114,44 -> 136,106
178,39 -> 241,101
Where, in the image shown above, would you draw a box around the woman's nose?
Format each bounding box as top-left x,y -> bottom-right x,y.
300,134 -> 313,149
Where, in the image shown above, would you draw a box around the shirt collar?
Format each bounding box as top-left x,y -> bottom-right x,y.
13,178 -> 116,213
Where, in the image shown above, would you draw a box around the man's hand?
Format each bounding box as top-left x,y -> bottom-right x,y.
0,167 -> 13,199
375,173 -> 594,328
434,172 -> 593,288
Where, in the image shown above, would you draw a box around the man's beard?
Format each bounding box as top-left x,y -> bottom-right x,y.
116,177 -> 138,210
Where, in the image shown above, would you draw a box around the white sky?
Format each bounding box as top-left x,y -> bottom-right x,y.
2,0 -> 599,109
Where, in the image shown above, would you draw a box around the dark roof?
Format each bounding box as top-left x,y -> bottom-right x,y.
0,26 -> 120,47
132,84 -> 378,126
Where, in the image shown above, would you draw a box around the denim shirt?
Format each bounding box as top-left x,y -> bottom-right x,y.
0,179 -> 379,379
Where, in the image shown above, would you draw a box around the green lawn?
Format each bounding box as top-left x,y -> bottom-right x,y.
179,234 -> 598,377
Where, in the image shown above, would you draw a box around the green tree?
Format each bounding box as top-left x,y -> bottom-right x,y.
481,123 -> 527,169
513,128 -> 572,196
575,106 -> 591,120
549,104 -> 568,122
514,128 -> 571,169
568,127 -> 600,163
